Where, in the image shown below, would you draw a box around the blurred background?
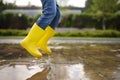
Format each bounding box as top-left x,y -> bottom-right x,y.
0,0 -> 120,37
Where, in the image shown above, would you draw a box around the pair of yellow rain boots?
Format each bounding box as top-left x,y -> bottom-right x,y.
20,23 -> 56,58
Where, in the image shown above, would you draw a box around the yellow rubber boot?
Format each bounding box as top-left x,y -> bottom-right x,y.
20,23 -> 45,58
37,26 -> 56,54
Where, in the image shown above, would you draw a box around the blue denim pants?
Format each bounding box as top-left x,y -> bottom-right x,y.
36,0 -> 61,30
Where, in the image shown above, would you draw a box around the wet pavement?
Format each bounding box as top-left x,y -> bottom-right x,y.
0,38 -> 120,44
0,38 -> 120,80
0,52 -> 120,80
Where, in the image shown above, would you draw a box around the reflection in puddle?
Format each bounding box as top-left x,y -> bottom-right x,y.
0,64 -> 44,80
49,63 -> 90,80
27,67 -> 51,80
0,60 -> 89,80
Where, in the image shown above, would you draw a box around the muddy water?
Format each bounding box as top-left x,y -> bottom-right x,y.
0,43 -> 120,80
0,58 -> 89,80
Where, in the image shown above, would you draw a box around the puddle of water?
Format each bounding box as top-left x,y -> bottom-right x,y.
0,60 -> 89,80
49,63 -> 90,80
0,64 -> 44,80
0,44 -> 120,80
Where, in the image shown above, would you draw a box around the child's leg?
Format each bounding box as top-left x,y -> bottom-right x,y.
36,0 -> 57,30
20,0 -> 57,58
49,4 -> 61,29
37,4 -> 61,54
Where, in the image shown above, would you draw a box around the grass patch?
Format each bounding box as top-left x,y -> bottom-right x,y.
0,29 -> 28,36
0,29 -> 120,38
55,30 -> 120,38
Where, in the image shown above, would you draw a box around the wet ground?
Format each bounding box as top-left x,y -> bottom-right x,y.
0,58 -> 89,80
0,38 -> 120,44
0,39 -> 120,80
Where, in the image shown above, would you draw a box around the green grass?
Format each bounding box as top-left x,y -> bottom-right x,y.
55,30 -> 120,38
0,29 -> 120,38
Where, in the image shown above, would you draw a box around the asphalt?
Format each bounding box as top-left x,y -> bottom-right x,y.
0,37 -> 120,44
